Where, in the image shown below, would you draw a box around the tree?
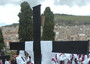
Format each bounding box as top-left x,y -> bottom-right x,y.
42,7 -> 55,41
18,1 -> 33,41
0,29 -> 4,53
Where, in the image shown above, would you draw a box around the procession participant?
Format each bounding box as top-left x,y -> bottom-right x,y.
59,53 -> 64,64
65,53 -> 72,64
52,53 -> 56,64
0,54 -> 3,64
77,54 -> 87,64
52,53 -> 59,64
87,54 -> 90,64
77,54 -> 82,64
82,55 -> 88,64
16,50 -> 27,64
58,53 -> 71,64
71,54 -> 78,64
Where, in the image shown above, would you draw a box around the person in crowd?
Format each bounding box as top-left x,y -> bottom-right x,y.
0,59 -> 3,64
16,50 -> 32,64
87,54 -> 90,64
58,53 -> 64,64
58,53 -> 71,64
11,53 -> 17,64
0,51 -> 5,64
16,50 -> 26,64
77,54 -> 87,64
81,54 -> 87,64
77,54 -> 82,64
5,59 -> 9,64
70,54 -> 78,64
52,53 -> 59,64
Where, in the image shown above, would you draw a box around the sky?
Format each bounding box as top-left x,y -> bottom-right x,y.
0,0 -> 90,26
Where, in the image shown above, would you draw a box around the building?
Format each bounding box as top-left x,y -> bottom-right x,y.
1,24 -> 19,47
1,24 -> 90,47
54,25 -> 90,41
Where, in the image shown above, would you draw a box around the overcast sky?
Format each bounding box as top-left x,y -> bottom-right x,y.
0,0 -> 90,26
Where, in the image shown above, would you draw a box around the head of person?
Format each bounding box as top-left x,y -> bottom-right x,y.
13,53 -> 17,59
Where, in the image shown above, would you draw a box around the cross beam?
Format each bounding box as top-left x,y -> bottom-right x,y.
10,41 -> 89,54
10,42 -> 25,50
53,41 -> 89,54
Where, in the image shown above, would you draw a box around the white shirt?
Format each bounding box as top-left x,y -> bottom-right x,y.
59,53 -> 71,64
16,50 -> 28,64
71,54 -> 78,64
5,61 -> 9,64
82,55 -> 88,64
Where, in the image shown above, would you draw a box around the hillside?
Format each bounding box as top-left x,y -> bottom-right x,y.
1,14 -> 90,27
3,23 -> 19,27
54,14 -> 90,26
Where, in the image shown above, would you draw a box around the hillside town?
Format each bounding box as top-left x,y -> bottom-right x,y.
55,25 -> 90,41
1,24 -> 90,47
1,24 -> 19,47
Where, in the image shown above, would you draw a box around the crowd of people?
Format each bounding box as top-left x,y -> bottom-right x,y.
0,51 -> 90,64
0,50 -> 34,64
52,53 -> 90,64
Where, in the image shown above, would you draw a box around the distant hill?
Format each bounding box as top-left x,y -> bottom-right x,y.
54,14 -> 90,26
3,23 -> 19,27
1,14 -> 90,27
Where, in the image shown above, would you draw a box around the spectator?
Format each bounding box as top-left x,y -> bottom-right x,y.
11,53 -> 17,64
0,59 -> 3,64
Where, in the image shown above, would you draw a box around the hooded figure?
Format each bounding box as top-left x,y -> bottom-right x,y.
71,54 -> 78,64
82,55 -> 88,64
59,53 -> 71,64
86,54 -> 90,64
16,50 -> 27,64
52,53 -> 59,64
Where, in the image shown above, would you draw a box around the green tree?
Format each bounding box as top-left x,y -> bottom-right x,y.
42,7 -> 55,41
0,29 -> 4,53
18,1 -> 33,41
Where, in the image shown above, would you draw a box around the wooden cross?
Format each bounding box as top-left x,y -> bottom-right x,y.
10,5 -> 89,64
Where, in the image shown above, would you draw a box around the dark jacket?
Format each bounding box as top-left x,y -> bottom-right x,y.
11,59 -> 17,64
